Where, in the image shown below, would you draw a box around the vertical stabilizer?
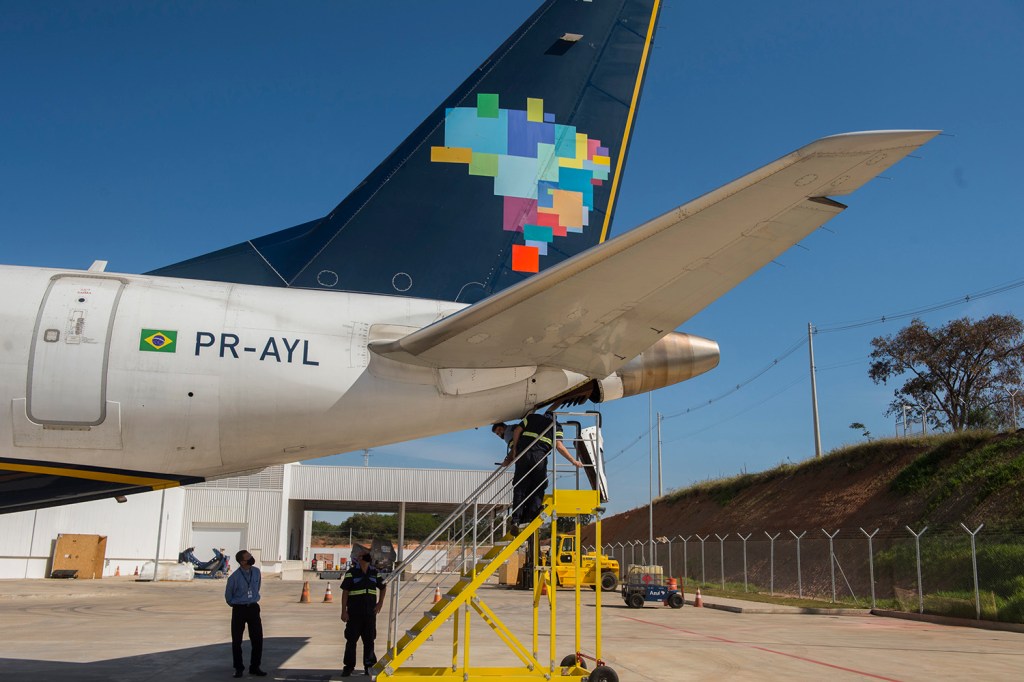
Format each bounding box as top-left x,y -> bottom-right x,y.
150,0 -> 662,303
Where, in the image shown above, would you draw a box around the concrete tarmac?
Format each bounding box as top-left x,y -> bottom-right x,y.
1,576 -> 1022,681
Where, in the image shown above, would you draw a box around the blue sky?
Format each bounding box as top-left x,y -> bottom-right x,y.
3,1 -> 1023,518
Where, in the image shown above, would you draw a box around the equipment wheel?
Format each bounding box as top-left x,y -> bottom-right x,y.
213,570 -> 225,579
559,654 -> 587,669
668,592 -> 684,609
600,571 -> 619,592
627,592 -> 645,609
589,665 -> 619,682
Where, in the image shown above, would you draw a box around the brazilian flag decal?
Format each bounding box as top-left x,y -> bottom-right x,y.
140,329 -> 177,353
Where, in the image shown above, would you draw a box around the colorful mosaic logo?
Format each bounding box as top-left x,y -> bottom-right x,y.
139,329 -> 177,353
431,93 -> 611,273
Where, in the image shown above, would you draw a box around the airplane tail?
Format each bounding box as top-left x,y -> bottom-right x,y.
149,0 -> 662,303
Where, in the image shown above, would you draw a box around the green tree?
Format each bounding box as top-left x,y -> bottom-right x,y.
849,422 -> 872,440
868,315 -> 1024,431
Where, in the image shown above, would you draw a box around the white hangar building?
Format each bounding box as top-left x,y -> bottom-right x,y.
0,463 -> 509,579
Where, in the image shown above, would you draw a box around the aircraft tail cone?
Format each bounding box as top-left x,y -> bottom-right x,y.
323,582 -> 333,603
694,588 -> 703,608
299,581 -> 311,603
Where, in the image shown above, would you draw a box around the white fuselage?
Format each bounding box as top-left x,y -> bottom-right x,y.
0,265 -> 583,479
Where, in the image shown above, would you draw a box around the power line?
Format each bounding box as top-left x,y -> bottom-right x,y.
661,335 -> 807,420
665,375 -> 808,442
816,276 -> 1024,334
604,272 -> 1024,461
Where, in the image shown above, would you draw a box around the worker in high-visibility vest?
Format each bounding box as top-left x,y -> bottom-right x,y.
502,411 -> 582,525
340,552 -> 386,676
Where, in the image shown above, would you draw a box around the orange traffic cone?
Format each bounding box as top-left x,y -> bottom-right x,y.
133,566 -> 139,577
433,586 -> 442,604
694,587 -> 704,608
667,577 -> 677,591
541,579 -> 548,596
115,565 -> 121,577
299,581 -> 311,603
323,582 -> 333,603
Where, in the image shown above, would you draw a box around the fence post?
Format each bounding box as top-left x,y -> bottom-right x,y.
960,523 -> 984,620
738,533 -> 751,592
680,535 -> 691,583
765,532 -> 780,595
696,535 -> 709,585
664,537 -> 673,578
905,525 -> 928,614
860,528 -> 879,610
789,531 -> 806,598
823,529 -> 839,603
715,534 -> 729,589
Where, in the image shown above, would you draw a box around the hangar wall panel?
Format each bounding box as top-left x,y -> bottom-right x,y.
291,466 -> 511,505
180,488 -> 284,568
0,489 -> 184,579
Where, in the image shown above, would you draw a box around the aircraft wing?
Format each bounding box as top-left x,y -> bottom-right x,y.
371,130 -> 939,377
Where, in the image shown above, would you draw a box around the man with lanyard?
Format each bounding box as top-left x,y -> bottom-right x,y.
340,551 -> 386,677
224,549 -> 267,677
502,410 -> 582,525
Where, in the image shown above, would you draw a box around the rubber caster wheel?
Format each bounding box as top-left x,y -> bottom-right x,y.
589,665 -> 619,682
668,592 -> 684,609
627,592 -> 645,609
560,654 -> 587,668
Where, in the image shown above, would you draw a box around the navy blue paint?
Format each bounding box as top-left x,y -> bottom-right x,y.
147,0 -> 661,303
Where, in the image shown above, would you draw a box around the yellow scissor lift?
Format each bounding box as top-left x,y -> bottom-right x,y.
373,412 -> 617,682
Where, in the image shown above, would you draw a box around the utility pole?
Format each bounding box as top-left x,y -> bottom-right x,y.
657,412 -> 663,497
808,322 -> 822,458
363,449 -> 371,467
648,392 -> 655,563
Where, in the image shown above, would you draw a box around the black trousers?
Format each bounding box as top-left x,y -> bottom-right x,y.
231,603 -> 263,671
512,447 -> 548,523
344,608 -> 378,669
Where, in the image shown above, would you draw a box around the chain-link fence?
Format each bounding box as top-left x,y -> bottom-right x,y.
590,525 -> 1024,623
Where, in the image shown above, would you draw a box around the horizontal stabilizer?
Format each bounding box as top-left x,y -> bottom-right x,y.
371,130 -> 940,377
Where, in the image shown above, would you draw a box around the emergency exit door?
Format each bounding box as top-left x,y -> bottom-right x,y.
27,275 -> 126,426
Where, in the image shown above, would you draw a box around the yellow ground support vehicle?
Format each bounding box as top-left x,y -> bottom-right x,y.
541,536 -> 619,591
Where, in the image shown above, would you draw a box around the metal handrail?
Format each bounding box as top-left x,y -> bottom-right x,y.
382,410 -> 602,656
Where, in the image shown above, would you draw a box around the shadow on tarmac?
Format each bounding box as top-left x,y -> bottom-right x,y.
0,637 -> 340,682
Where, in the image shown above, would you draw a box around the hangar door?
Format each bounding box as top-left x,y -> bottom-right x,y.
27,275 -> 126,425
191,524 -> 247,562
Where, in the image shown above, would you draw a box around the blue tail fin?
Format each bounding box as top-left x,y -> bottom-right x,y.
149,0 -> 662,303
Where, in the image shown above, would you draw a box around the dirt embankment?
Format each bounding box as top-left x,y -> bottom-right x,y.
584,431 -> 1024,545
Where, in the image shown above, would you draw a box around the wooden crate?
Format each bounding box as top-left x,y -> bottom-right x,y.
51,534 -> 107,579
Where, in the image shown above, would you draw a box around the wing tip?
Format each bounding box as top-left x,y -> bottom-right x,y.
807,129 -> 942,154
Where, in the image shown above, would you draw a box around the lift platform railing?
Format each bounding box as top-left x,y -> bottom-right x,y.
380,411 -> 603,665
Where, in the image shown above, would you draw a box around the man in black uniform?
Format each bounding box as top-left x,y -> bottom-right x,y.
502,411 -> 582,525
340,552 -> 386,677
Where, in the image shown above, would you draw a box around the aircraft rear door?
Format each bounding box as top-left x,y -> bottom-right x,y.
27,275 -> 126,426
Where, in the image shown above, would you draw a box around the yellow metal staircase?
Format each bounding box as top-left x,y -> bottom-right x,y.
373,411 -> 616,682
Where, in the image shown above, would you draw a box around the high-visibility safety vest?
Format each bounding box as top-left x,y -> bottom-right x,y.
342,565 -> 381,597
519,413 -> 562,448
